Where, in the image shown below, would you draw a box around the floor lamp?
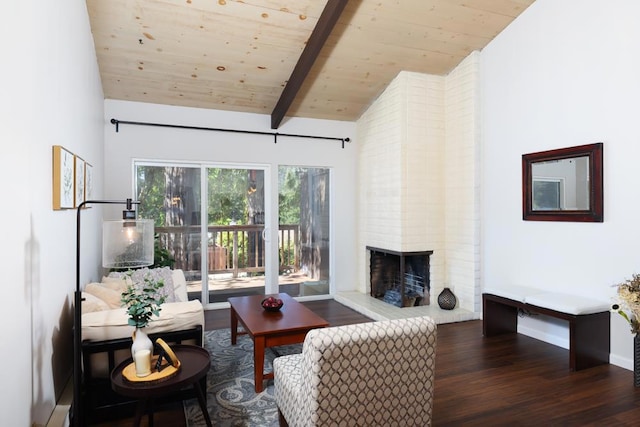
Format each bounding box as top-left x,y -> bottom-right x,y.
71,199 -> 154,427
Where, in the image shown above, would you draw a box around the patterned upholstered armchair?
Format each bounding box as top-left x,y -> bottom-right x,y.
273,316 -> 437,427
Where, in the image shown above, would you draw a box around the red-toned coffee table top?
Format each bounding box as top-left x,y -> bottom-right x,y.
228,293 -> 328,392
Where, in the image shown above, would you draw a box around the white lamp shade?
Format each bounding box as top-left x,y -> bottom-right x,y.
102,219 -> 154,269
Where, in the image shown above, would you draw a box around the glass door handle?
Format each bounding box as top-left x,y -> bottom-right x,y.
262,228 -> 268,241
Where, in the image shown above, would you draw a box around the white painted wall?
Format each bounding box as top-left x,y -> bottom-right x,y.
481,0 -> 640,369
103,100 -> 358,299
1,0 -> 105,425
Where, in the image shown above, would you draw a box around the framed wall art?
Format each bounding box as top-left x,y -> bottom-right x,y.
52,145 -> 75,209
85,162 -> 93,202
75,155 -> 85,208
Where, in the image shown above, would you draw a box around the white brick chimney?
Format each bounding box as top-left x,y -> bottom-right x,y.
356,52 -> 481,313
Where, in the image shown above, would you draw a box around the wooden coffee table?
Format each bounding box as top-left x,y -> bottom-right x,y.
228,293 -> 329,392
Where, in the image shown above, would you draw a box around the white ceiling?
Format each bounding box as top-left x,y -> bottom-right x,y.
87,0 -> 535,125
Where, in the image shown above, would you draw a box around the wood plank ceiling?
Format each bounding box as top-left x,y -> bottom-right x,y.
87,0 -> 535,126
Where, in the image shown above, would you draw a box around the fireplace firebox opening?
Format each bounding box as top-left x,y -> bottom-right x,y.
367,246 -> 433,308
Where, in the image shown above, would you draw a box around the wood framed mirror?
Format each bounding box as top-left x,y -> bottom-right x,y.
522,142 -> 603,222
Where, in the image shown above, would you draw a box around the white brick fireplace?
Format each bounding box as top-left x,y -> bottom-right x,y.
341,52 -> 481,322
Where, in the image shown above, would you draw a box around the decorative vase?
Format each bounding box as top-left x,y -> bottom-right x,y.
635,334 -> 640,387
131,328 -> 153,377
438,287 -> 457,310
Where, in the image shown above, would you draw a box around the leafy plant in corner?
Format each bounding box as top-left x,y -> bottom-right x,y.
152,233 -> 175,269
121,271 -> 167,328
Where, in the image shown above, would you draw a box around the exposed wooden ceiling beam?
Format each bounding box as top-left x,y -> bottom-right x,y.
270,0 -> 349,129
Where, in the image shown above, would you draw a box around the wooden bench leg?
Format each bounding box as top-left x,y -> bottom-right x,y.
570,311 -> 610,371
483,294 -> 518,337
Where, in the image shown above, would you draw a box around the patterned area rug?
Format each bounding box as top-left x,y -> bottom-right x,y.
184,329 -> 301,426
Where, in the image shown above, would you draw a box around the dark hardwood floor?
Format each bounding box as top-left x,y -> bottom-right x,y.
433,319 -> 640,426
93,299 -> 640,426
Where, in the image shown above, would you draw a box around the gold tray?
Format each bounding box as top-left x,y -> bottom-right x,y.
122,355 -> 181,383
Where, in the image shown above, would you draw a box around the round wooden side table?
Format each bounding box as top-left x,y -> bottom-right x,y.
110,344 -> 212,427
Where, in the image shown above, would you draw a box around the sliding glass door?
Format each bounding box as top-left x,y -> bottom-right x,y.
135,161 -> 331,302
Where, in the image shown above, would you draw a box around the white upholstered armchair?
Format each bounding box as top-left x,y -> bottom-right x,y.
274,316 -> 438,427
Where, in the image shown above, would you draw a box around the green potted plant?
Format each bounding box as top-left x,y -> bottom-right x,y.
121,272 -> 167,328
152,233 -> 175,269
120,271 -> 167,376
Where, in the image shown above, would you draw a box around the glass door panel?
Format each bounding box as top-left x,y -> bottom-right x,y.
135,164 -> 203,300
207,167 -> 266,302
278,166 -> 330,297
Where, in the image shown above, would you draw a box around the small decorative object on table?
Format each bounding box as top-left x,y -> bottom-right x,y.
131,328 -> 153,377
122,338 -> 181,383
611,273 -> 640,387
261,296 -> 284,312
120,270 -> 167,377
154,338 -> 179,372
438,287 -> 457,310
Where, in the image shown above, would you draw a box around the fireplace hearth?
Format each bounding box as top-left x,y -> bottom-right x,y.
367,246 -> 433,307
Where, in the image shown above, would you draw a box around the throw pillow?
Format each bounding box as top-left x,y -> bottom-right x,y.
84,283 -> 123,309
102,274 -> 132,286
109,267 -> 177,303
99,276 -> 128,293
172,269 -> 188,302
81,291 -> 111,313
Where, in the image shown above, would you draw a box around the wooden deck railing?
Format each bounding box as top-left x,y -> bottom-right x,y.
155,224 -> 300,278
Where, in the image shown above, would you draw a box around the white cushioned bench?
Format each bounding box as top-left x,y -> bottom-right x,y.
482,285 -> 610,371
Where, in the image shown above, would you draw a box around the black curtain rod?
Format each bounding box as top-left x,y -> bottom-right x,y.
110,118 -> 351,148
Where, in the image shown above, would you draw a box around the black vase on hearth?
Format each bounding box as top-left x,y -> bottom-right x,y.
438,287 -> 457,310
